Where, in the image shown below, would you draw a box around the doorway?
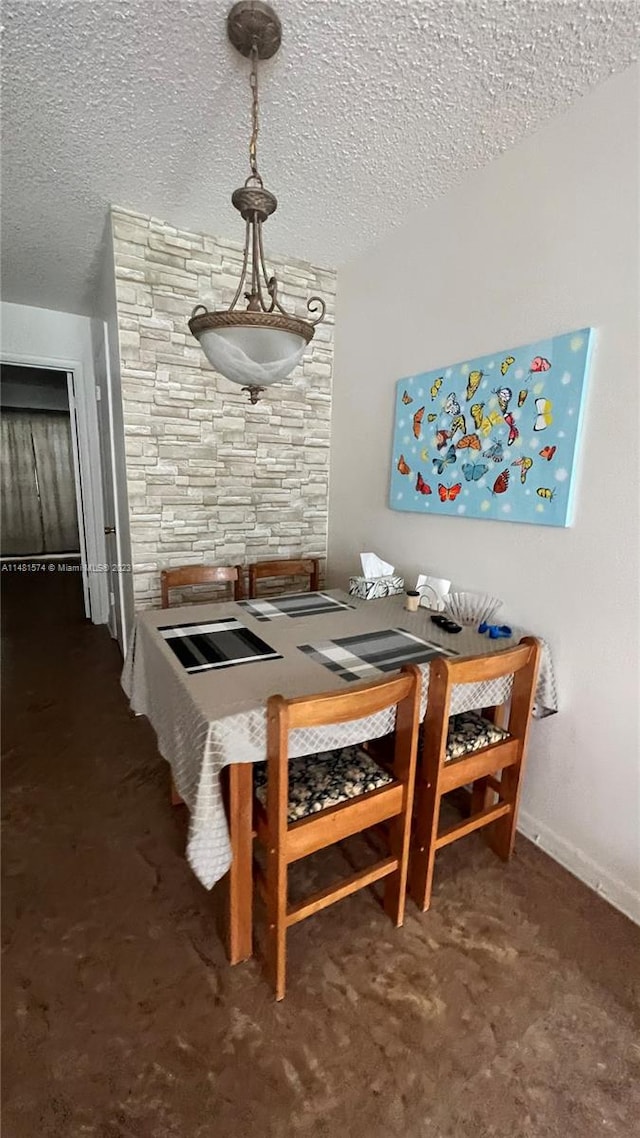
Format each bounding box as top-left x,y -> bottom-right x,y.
0,363 -> 89,615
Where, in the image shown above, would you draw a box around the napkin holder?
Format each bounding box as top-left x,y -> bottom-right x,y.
348,574 -> 405,600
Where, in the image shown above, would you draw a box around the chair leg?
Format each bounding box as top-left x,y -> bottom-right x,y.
383,797 -> 413,927
170,776 -> 184,807
470,776 -> 489,816
486,761 -> 522,861
410,770 -> 442,912
265,847 -> 288,1001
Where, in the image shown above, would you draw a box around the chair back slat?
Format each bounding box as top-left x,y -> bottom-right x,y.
160,564 -> 244,608
284,671 -> 418,731
436,638 -> 540,688
425,637 -> 541,733
248,558 -> 320,598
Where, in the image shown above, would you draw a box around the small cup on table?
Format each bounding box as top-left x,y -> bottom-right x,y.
404,589 -> 420,613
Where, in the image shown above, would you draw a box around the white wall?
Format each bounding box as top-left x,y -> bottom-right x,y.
329,67 -> 640,921
0,301 -> 108,622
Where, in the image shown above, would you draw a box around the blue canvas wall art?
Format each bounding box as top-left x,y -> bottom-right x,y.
389,328 -> 593,528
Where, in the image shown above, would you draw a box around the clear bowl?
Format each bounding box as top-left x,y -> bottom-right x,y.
442,591 -> 503,627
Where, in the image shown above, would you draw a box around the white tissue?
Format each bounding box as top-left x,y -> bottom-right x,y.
360,552 -> 395,579
416,574 -> 452,612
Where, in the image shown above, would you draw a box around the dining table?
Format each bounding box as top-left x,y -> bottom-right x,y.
121,588 -> 558,964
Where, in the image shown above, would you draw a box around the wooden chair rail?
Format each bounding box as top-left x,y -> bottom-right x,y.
286,857 -> 398,927
285,784 -> 404,864
439,738 -> 520,793
254,781 -> 404,863
434,801 -> 511,850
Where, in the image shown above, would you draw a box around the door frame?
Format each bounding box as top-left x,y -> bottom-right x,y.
66,370 -> 91,617
93,319 -> 129,650
0,350 -> 108,624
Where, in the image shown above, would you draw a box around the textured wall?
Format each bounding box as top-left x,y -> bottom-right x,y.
111,207 -> 336,609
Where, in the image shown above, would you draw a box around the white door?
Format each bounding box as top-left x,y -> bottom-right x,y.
92,325 -> 125,647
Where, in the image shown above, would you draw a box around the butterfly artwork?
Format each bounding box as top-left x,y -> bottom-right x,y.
432,444 -> 457,475
503,412 -> 519,447
465,370 -> 483,401
534,398 -> 553,431
511,456 -> 533,484
456,433 -> 482,452
391,328 -> 592,526
462,461 -> 489,482
530,356 -> 551,374
492,469 -> 510,495
493,387 -> 512,414
412,406 -> 425,438
471,402 -> 502,437
438,482 -> 462,502
435,429 -> 452,450
483,440 -> 504,464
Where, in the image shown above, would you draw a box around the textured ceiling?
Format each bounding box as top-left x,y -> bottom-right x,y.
2,0 -> 638,315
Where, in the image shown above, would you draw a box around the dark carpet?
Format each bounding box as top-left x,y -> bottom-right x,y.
2,567 -> 639,1138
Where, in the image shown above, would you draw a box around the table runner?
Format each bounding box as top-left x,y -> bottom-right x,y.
122,591 -> 558,889
237,591 -> 354,621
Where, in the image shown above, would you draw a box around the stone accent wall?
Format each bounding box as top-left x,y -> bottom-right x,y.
111,207 -> 336,610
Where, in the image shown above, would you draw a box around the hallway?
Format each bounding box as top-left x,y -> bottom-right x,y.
2,569 -> 639,1138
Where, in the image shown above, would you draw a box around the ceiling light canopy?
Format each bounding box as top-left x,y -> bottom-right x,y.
189,0 -> 325,404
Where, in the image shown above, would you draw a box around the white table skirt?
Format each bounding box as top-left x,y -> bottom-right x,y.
122,592 -> 557,889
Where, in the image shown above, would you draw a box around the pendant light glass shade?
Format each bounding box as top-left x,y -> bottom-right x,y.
194,325 -> 307,387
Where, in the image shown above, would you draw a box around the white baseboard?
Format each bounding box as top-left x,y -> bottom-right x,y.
517,809 -> 640,926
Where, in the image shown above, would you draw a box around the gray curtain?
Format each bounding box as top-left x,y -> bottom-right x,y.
1,409 -> 80,556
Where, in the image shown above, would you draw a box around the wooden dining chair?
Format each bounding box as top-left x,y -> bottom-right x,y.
252,665 -> 422,1000
410,637 -> 542,912
160,564 -> 244,608
248,557 -> 320,599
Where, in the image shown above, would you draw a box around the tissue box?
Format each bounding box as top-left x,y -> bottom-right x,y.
348,574 -> 405,600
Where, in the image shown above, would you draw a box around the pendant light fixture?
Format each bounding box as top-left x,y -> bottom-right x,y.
189,0 -> 325,405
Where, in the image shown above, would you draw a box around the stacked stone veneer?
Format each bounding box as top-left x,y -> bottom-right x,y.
111,207 -> 336,610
